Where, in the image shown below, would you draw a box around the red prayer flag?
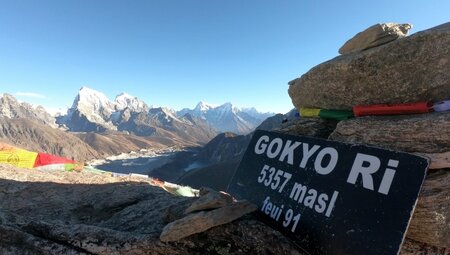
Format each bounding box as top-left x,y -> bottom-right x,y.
353,102 -> 432,117
33,152 -> 75,167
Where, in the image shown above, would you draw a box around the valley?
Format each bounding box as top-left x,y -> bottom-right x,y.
88,147 -> 180,175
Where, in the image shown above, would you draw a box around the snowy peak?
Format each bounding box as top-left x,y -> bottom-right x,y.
240,107 -> 274,120
72,86 -> 115,113
194,101 -> 216,112
0,93 -> 57,128
0,93 -> 21,118
149,107 -> 180,123
115,92 -> 149,112
10,85 -> 273,136
64,87 -> 117,131
216,102 -> 239,115
176,102 -> 274,134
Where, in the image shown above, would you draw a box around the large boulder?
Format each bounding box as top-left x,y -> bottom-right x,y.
407,170 -> 450,248
339,23 -> 412,54
276,118 -> 338,139
288,22 -> 450,110
329,112 -> 450,153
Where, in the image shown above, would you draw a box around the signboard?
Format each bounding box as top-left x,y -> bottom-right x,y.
227,130 -> 429,255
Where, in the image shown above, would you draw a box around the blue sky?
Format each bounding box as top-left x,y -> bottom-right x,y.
0,1 -> 449,113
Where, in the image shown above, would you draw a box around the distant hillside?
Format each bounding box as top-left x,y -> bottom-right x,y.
195,132 -> 251,164
177,157 -> 242,191
0,93 -> 57,128
73,131 -> 177,157
0,117 -> 99,161
175,109 -> 302,189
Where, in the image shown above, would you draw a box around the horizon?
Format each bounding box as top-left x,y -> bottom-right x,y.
1,1 -> 449,114
1,86 -> 279,115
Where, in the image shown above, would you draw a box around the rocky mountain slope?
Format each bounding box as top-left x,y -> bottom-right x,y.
0,117 -> 99,161
57,87 -> 220,145
73,131 -> 176,157
151,131 -> 252,183
116,108 -> 216,144
0,93 -> 57,128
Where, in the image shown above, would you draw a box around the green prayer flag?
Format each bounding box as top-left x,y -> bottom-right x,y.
319,109 -> 354,120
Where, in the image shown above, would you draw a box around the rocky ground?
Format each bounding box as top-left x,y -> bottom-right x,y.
0,164 -> 303,255
0,162 -> 447,254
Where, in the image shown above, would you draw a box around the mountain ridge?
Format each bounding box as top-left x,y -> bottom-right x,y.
178,101 -> 274,134
56,87 -> 274,136
1,88 -> 276,157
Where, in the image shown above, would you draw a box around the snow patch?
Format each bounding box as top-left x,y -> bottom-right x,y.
115,92 -> 149,112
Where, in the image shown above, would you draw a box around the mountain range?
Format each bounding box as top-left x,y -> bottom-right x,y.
0,87 -> 275,159
57,87 -> 273,135
0,93 -> 58,128
178,102 -> 274,134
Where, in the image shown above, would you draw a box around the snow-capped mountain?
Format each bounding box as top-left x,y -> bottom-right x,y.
59,87 -> 117,131
2,87 -> 274,145
0,93 -> 58,128
56,87 -> 217,144
115,92 -> 150,112
193,101 -> 216,113
177,102 -> 275,134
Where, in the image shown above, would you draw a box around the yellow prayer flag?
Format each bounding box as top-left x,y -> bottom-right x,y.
299,107 -> 321,118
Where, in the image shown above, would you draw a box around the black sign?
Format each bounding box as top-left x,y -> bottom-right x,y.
227,130 -> 429,255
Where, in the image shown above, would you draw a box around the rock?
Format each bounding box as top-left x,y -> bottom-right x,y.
329,112 -> 450,153
419,151 -> 450,169
185,188 -> 234,214
160,201 -> 258,242
256,109 -> 299,131
400,238 -> 449,255
339,23 -> 412,54
326,112 -> 450,248
277,118 -> 338,139
288,22 -> 450,110
0,165 -> 301,254
407,170 -> 450,248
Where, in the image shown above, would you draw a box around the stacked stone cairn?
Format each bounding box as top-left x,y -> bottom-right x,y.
286,22 -> 450,254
